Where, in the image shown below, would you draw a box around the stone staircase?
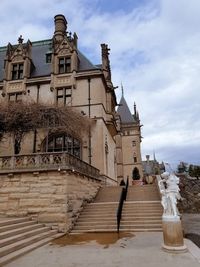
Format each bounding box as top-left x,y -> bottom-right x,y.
71,184 -> 163,233
0,217 -> 63,266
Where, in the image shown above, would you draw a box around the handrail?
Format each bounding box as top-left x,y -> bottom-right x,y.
116,177 -> 129,232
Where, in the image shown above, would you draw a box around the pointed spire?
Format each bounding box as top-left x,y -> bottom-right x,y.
121,82 -> 124,97
136,111 -> 140,120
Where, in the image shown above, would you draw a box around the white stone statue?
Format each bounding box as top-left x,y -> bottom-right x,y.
160,172 -> 181,220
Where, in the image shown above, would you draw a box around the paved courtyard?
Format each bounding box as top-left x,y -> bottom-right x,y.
4,232 -> 200,267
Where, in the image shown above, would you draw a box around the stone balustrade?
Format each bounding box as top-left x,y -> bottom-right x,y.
0,152 -> 100,179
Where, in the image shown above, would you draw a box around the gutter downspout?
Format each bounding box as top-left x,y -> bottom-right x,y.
88,78 -> 92,165
33,84 -> 40,153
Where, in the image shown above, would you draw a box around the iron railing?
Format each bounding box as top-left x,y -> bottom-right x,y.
0,152 -> 100,179
116,177 -> 129,232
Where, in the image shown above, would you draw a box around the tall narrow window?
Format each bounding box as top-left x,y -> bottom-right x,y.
58,57 -> 71,73
57,87 -> 71,106
134,156 -> 137,163
12,63 -> 24,80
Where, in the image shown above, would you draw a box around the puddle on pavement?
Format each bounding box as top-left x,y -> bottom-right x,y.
51,232 -> 134,248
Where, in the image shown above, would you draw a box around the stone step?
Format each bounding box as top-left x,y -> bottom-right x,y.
73,224 -> 162,231
94,187 -> 122,202
80,210 -> 162,216
83,205 -> 162,211
81,213 -> 116,216
0,233 -> 63,266
77,216 -> 162,223
0,229 -> 58,258
75,220 -> 162,227
120,224 -> 162,230
78,215 -> 161,221
0,217 -> 30,227
0,223 -> 45,240
0,221 -> 36,233
121,216 -> 162,221
70,228 -> 162,233
84,207 -> 117,212
0,226 -> 52,248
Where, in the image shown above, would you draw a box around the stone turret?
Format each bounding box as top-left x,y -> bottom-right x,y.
54,14 -> 67,42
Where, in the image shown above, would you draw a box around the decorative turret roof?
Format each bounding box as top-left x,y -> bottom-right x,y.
117,96 -> 136,124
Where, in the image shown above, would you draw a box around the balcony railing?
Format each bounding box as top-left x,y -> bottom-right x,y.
0,152 -> 100,179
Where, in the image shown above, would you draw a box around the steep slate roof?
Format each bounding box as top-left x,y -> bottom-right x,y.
0,39 -> 99,81
117,96 -> 135,123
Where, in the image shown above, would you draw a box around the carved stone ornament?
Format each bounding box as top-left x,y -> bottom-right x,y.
54,38 -> 73,55
59,48 -> 71,55
12,54 -> 24,62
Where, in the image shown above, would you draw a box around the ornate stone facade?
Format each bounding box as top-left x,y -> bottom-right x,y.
0,14 -> 143,183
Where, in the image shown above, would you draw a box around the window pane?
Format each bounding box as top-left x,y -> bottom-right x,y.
12,64 -> 18,71
55,136 -> 63,151
46,54 -> 52,63
19,64 -> 23,70
66,58 -> 71,64
57,89 -> 63,96
12,71 -> 17,80
48,140 -> 54,152
59,58 -> 64,65
18,70 -> 23,79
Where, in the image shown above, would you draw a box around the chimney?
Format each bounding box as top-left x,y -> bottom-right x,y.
54,14 -> 67,41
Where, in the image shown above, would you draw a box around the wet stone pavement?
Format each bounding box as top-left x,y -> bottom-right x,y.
4,231 -> 200,267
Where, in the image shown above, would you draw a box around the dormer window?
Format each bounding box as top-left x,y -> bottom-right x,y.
12,63 -> 24,80
46,53 -> 52,63
58,57 -> 71,74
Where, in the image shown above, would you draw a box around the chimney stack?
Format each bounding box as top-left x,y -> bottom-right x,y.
54,14 -> 67,41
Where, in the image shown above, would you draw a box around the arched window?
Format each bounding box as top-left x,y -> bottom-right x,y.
44,133 -> 81,158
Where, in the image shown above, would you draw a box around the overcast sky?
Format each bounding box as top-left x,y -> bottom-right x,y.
0,0 -> 199,169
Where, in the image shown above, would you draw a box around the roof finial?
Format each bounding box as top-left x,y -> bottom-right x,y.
121,82 -> 124,97
18,35 -> 24,44
134,102 -> 137,116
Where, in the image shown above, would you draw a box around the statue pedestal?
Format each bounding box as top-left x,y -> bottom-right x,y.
162,217 -> 187,253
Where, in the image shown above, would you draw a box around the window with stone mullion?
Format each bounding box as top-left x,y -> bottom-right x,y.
11,63 -> 23,80
58,57 -> 71,74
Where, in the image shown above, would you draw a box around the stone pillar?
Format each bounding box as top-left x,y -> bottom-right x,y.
162,216 -> 187,253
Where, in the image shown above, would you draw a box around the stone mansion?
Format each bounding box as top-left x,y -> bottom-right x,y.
0,14 -> 143,184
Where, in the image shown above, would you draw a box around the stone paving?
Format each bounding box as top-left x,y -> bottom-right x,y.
4,232 -> 200,267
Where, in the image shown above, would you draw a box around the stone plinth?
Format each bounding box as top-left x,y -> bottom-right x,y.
162,217 -> 187,253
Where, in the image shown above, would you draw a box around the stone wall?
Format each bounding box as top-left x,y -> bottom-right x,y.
0,169 -> 101,232
177,174 -> 200,213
